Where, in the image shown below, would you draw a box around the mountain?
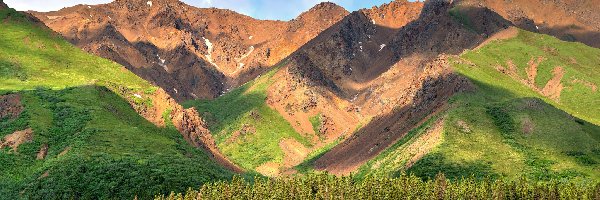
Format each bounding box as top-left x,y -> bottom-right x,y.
2,0 -> 600,198
453,0 -> 600,48
0,4 -> 240,199
31,0 -> 348,101
186,0 -> 600,178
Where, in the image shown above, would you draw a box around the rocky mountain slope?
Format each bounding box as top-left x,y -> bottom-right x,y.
16,0 -> 600,181
453,0 -> 600,48
0,4 -> 241,198
31,0 -> 348,101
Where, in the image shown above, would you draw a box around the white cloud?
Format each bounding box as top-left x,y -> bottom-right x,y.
4,0 -> 405,20
5,0 -> 112,12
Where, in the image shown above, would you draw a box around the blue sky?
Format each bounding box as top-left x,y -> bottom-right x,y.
4,0 -> 410,21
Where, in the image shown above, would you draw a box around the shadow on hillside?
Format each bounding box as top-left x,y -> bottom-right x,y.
313,68 -> 600,175
278,1 -> 600,101
455,4 -> 600,49
313,72 -> 467,174
71,24 -> 226,102
281,1 -> 511,99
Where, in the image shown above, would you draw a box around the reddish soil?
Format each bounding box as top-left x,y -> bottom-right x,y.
31,0 -> 348,102
456,0 -> 600,48
526,56 -> 545,86
36,143 -> 48,160
130,88 -> 243,173
255,162 -> 280,177
497,58 -> 568,102
542,67 -> 565,101
0,94 -> 23,119
0,128 -> 33,152
572,79 -> 598,92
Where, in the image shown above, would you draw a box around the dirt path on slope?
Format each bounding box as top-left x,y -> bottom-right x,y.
542,67 -> 565,101
526,56 -> 545,86
1,128 -> 33,152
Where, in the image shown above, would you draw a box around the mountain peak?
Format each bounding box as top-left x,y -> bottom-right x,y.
111,0 -> 183,8
294,1 -> 348,21
309,2 -> 345,12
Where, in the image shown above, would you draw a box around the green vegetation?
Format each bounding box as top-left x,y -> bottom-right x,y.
184,67 -> 310,171
358,29 -> 600,182
158,174 -> 600,200
309,113 -> 322,135
0,10 -> 233,199
354,116 -> 443,179
0,8 -> 152,94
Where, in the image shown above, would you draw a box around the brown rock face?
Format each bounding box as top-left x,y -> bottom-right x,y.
455,0 -> 600,48
267,0 -> 484,175
132,88 -> 242,172
0,94 -> 23,119
31,0 -> 348,102
1,128 -> 33,152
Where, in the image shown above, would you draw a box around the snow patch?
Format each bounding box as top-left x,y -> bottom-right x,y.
351,94 -> 358,102
203,37 -> 218,68
133,94 -> 142,99
359,46 -> 363,52
157,54 -> 168,71
372,19 -> 376,25
87,6 -> 91,9
147,1 -> 153,7
249,36 -> 253,40
535,25 -> 539,30
379,44 -> 386,51
174,88 -> 178,94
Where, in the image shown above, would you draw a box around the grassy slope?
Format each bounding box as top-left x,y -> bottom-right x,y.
356,30 -> 600,181
184,68 -> 311,171
0,9 -> 232,199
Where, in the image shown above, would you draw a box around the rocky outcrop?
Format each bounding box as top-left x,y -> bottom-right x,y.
0,94 -> 23,119
132,88 -> 243,172
455,0 -> 600,48
313,55 -> 471,175
1,128 -> 33,152
31,0 -> 348,102
266,0 -> 487,175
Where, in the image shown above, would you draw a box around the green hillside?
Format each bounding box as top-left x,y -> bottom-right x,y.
356,29 -> 600,181
0,8 -> 232,199
184,67 -> 311,171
